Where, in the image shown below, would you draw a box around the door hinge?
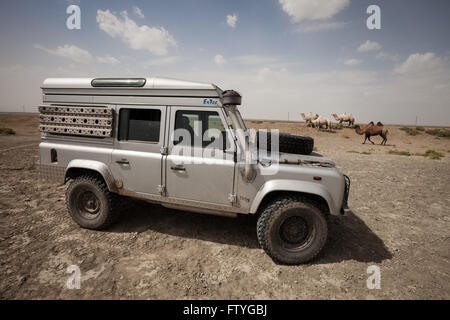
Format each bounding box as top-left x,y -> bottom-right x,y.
228,193 -> 237,203
160,146 -> 168,155
157,185 -> 167,196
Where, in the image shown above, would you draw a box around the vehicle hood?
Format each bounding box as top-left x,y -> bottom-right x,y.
260,152 -> 335,168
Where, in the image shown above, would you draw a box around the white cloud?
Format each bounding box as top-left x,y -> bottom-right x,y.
232,55 -> 278,65
96,55 -> 120,65
214,54 -> 227,66
34,44 -> 92,63
376,52 -> 400,62
96,10 -> 176,56
297,21 -> 349,33
343,58 -> 362,66
132,6 -> 145,19
226,14 -> 237,28
394,52 -> 444,74
279,0 -> 350,22
145,56 -> 181,67
357,40 -> 382,52
256,67 -> 289,82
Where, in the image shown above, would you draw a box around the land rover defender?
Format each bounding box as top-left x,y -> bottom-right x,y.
39,77 -> 350,264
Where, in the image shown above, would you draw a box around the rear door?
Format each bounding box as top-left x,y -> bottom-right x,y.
111,106 -> 166,194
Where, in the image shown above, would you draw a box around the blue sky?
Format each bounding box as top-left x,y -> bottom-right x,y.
0,0 -> 449,125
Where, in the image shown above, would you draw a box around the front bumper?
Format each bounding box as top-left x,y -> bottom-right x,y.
341,174 -> 351,215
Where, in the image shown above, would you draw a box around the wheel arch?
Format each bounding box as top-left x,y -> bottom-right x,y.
250,180 -> 337,215
65,159 -> 118,193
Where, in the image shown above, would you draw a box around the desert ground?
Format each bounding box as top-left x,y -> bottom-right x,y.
0,114 -> 449,299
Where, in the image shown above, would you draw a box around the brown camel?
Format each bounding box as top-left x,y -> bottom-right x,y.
354,121 -> 389,145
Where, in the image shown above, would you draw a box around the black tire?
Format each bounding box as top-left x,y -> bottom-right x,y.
257,131 -> 314,155
66,175 -> 120,230
257,195 -> 328,264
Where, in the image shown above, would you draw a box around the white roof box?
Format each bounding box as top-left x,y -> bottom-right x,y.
42,77 -> 218,91
41,77 -> 225,106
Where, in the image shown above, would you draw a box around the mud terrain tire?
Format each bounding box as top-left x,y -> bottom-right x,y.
257,132 -> 314,155
257,195 -> 328,264
66,175 -> 120,230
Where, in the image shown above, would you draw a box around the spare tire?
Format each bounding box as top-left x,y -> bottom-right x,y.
257,131 -> 314,155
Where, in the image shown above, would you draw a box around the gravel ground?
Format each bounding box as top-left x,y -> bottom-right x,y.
0,115 -> 449,299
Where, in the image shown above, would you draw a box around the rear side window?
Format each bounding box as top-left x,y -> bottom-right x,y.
118,108 -> 161,142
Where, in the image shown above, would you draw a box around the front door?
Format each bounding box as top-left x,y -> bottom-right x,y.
111,106 -> 166,194
165,107 -> 236,205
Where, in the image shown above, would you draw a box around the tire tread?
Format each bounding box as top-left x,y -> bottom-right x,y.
65,175 -> 120,230
257,195 -> 327,264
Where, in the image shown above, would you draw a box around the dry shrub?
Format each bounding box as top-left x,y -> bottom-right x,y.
0,127 -> 15,135
400,127 -> 419,136
388,150 -> 411,156
426,128 -> 450,138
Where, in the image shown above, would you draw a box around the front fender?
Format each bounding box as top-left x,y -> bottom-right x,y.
65,159 -> 118,192
250,179 -> 339,215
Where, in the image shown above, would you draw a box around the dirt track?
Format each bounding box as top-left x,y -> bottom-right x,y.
0,115 -> 449,299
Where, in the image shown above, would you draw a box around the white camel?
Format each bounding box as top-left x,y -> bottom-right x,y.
311,116 -> 331,131
332,112 -> 355,127
300,112 -> 319,126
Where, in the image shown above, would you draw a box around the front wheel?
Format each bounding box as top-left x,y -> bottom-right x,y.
257,196 -> 328,264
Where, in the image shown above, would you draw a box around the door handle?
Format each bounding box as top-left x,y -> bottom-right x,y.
170,165 -> 186,171
116,159 -> 130,165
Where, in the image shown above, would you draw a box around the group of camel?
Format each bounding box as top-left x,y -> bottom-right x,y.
301,112 -> 354,130
300,112 -> 389,145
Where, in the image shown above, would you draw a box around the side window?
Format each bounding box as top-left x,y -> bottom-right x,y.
119,108 -> 161,142
207,114 -> 225,140
174,110 -> 227,148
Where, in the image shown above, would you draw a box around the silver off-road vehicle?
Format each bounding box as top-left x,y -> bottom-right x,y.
39,77 -> 350,264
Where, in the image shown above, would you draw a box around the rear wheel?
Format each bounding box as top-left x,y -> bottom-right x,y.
66,175 -> 120,230
257,195 -> 328,264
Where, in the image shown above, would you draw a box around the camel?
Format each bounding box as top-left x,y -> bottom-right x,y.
311,116 -> 331,131
354,121 -> 388,145
332,112 -> 355,127
300,112 -> 319,126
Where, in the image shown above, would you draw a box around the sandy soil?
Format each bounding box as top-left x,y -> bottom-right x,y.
0,114 -> 449,299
